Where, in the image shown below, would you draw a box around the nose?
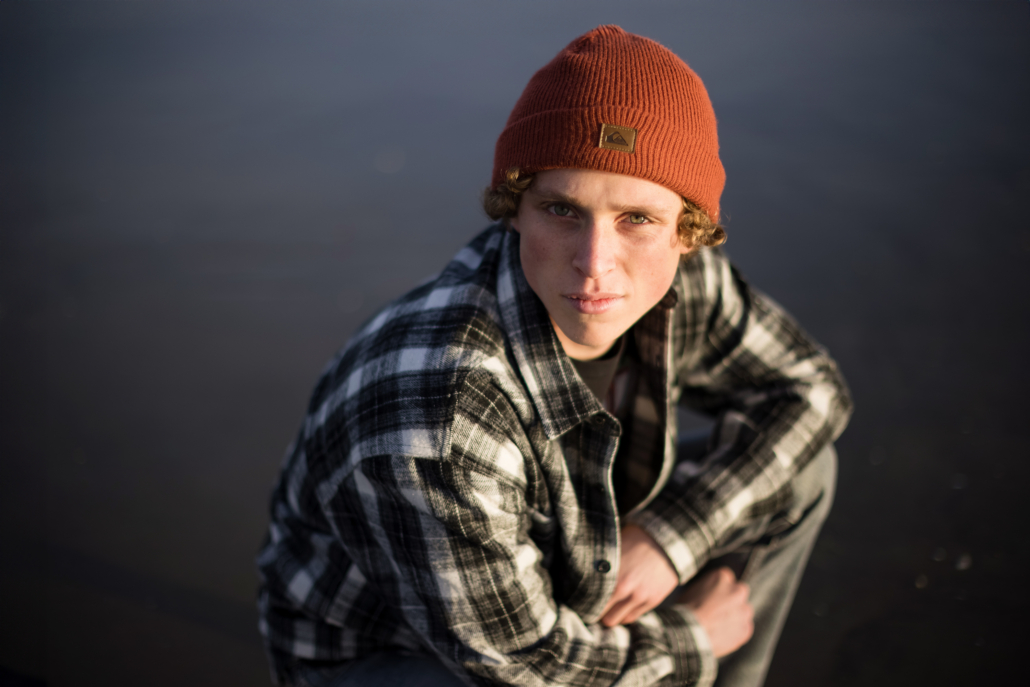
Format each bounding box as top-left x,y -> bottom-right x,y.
572,221 -> 616,279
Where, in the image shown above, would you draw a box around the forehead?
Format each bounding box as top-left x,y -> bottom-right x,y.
529,168 -> 681,212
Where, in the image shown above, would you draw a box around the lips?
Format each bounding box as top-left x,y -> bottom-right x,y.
565,293 -> 621,315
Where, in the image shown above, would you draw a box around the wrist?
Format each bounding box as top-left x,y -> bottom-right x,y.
661,605 -> 718,687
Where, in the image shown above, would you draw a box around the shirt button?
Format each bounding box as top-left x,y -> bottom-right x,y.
595,559 -> 611,573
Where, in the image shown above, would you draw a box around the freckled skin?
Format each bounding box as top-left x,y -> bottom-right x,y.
510,168 -> 691,361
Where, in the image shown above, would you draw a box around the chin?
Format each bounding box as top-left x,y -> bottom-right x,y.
569,323 -> 625,347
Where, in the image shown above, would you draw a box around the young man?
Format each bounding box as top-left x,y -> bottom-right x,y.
257,25 -> 851,687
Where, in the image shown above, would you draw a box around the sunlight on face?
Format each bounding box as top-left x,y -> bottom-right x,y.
510,169 -> 691,360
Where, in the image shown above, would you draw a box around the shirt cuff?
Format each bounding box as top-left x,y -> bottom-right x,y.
627,509 -> 710,585
653,605 -> 718,687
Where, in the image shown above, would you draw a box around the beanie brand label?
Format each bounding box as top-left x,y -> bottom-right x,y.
598,123 -> 637,153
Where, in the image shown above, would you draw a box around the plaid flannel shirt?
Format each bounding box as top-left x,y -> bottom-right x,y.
257,223 -> 852,687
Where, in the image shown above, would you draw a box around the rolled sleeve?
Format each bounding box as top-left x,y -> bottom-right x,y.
634,251 -> 853,583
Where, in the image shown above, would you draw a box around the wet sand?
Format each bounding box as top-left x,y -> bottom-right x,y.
1,2 -> 1028,685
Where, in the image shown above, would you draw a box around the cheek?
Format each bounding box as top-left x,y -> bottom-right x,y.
519,231 -> 551,290
521,232 -> 545,264
639,250 -> 682,300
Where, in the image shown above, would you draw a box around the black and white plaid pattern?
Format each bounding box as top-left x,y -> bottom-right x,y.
257,224 -> 852,686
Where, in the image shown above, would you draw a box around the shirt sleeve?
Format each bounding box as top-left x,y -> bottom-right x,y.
627,250 -> 853,584
320,373 -> 718,687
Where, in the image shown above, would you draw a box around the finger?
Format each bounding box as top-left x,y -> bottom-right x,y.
601,599 -> 630,627
601,582 -> 631,617
601,595 -> 639,627
620,603 -> 648,626
607,597 -> 651,628
715,567 -> 736,586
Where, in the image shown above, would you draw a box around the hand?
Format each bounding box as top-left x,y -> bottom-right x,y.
600,524 -> 679,627
678,567 -> 753,658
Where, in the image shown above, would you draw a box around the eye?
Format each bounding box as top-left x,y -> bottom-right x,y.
549,204 -> 573,217
628,214 -> 649,225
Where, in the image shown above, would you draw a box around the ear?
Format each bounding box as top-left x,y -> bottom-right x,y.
673,226 -> 693,255
508,215 -> 521,233
673,204 -> 698,256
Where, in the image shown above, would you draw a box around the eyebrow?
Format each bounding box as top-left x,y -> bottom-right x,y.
531,185 -> 677,222
531,187 -> 584,208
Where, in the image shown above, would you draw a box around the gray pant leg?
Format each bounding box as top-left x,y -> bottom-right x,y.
676,436 -> 837,687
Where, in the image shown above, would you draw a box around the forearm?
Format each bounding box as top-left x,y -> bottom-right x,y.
633,379 -> 849,583
640,254 -> 853,582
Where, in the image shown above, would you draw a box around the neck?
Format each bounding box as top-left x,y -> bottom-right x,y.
552,321 -> 622,361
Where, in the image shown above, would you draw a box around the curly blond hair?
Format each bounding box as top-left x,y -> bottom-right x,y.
482,168 -> 726,250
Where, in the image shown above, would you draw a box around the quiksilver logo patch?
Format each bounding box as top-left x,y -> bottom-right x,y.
598,123 -> 637,153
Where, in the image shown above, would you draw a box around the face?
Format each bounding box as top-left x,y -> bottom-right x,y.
510,168 -> 691,361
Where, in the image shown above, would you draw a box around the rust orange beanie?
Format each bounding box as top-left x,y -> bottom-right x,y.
492,25 -> 725,221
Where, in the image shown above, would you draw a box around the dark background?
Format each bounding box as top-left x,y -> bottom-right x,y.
2,2 -> 1028,685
